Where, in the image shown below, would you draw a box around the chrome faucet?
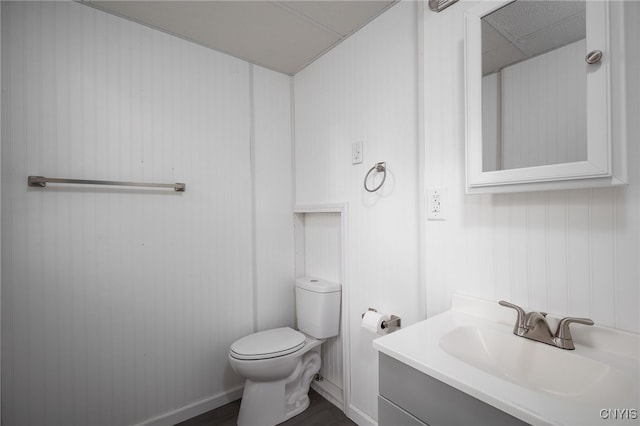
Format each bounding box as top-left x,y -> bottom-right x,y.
499,301 -> 594,350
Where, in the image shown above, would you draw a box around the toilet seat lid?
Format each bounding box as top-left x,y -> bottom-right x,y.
230,327 -> 306,360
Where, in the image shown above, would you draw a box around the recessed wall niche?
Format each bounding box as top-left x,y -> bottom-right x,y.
294,208 -> 345,410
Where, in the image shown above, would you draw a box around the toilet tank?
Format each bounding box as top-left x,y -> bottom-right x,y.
295,277 -> 341,339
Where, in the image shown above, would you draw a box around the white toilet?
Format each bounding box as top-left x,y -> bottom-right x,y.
229,277 -> 341,426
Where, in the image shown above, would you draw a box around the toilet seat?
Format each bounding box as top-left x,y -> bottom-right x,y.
230,327 -> 306,360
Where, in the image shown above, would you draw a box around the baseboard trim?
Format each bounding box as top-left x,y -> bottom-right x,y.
310,380 -> 377,426
311,378 -> 343,411
136,386 -> 244,426
348,403 -> 377,426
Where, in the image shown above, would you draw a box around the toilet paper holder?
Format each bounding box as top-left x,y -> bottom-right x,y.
362,308 -> 402,331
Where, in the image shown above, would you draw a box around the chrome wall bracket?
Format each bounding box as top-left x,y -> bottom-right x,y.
381,315 -> 402,331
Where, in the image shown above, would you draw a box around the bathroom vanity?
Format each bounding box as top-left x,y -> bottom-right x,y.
373,295 -> 640,426
378,352 -> 526,426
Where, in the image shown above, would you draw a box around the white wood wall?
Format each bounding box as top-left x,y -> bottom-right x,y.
293,2 -> 422,422
252,67 -> 295,332
301,213 -> 343,396
424,0 -> 639,333
1,2 -> 293,425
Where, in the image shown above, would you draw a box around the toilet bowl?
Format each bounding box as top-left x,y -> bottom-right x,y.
228,277 -> 341,426
229,328 -> 324,425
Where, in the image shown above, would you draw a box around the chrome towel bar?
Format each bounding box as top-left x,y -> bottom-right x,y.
28,176 -> 186,192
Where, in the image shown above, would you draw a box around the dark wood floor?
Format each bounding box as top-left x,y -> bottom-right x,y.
176,389 -> 356,426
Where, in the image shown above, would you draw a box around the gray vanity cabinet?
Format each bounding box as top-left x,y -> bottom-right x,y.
378,353 -> 529,426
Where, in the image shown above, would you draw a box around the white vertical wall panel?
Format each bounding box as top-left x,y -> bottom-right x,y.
294,2 -> 420,421
2,2 -> 256,425
424,1 -> 639,333
303,214 -> 342,284
617,1 -> 640,331
303,213 -> 342,390
252,66 -> 295,332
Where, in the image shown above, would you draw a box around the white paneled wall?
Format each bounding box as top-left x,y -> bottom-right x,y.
252,67 -> 295,332
1,2 -> 293,425
302,213 -> 342,396
294,2 -> 421,422
424,1 -> 639,333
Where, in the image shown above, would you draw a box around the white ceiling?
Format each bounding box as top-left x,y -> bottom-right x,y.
82,0 -> 398,75
482,0 -> 585,75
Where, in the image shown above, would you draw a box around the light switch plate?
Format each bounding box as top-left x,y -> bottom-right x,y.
352,141 -> 363,164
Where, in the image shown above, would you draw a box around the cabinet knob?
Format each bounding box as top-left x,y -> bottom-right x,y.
585,50 -> 603,64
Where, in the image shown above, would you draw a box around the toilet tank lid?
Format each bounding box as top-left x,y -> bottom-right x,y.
295,277 -> 341,293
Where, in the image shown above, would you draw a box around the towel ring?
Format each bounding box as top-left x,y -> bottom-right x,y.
364,162 -> 386,192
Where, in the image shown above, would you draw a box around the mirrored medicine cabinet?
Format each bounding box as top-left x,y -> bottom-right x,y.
464,0 -> 628,194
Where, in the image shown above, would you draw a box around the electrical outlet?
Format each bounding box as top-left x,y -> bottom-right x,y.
352,141 -> 363,164
427,187 -> 446,220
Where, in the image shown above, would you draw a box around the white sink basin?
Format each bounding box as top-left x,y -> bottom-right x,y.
439,325 -> 634,405
373,294 -> 640,425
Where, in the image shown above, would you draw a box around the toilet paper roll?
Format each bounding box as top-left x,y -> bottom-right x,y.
362,310 -> 390,334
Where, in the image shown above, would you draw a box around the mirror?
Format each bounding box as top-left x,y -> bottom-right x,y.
464,0 -> 627,193
481,1 -> 586,172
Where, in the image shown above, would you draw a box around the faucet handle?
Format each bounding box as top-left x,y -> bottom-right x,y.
498,300 -> 526,333
554,317 -> 594,350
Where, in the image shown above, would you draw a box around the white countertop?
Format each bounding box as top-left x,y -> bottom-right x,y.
373,294 -> 640,426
